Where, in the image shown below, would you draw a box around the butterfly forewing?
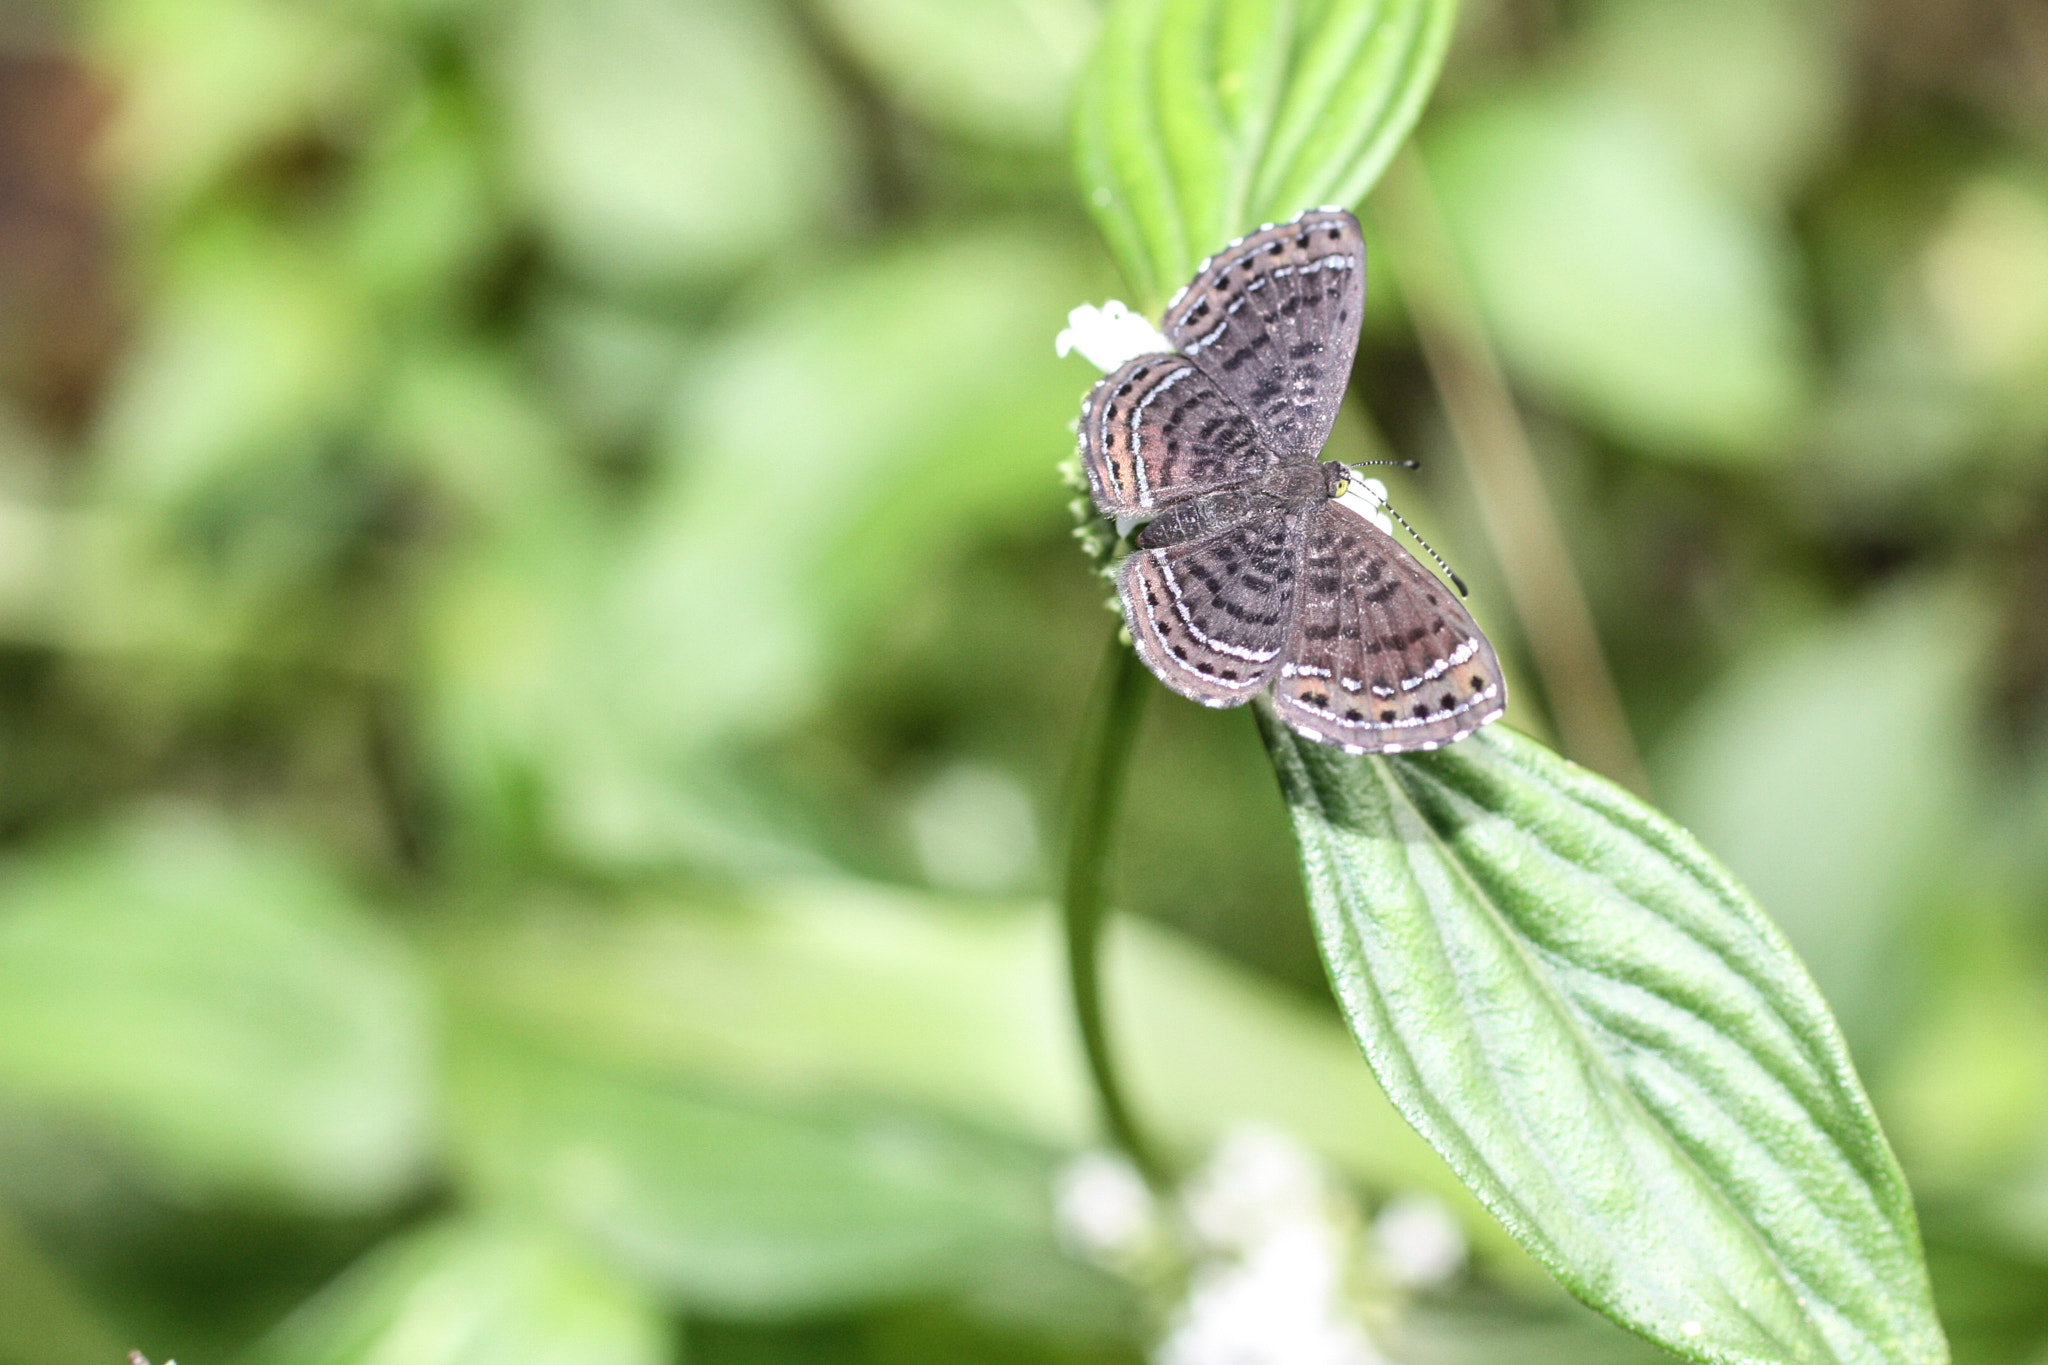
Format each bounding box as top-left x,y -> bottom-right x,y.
1162,210 -> 1365,461
1079,354 -> 1275,518
1269,503 -> 1507,753
1117,508 -> 1302,706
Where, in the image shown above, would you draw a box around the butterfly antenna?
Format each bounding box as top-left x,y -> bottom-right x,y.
1346,463 -> 1470,598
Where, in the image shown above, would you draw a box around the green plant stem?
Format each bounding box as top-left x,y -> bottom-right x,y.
1061,628 -> 1166,1184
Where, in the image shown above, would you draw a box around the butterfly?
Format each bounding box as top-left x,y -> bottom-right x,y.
1077,208 -> 1505,754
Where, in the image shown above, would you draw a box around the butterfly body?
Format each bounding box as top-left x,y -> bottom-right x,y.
1077,208 -> 1506,755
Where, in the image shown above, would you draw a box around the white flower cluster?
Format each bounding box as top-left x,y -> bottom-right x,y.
1052,1125 -> 1467,1365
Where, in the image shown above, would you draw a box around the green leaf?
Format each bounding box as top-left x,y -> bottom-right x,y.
92,0 -> 361,222
247,1216 -> 671,1365
429,230 -> 1101,871
0,812 -> 434,1210
0,1204 -> 126,1365
1074,0 -> 1460,309
1425,80 -> 1812,461
92,215 -> 370,510
443,883 -> 1526,1263
448,1031 -> 1050,1316
1260,718 -> 1947,1365
1657,578 -> 1992,1047
493,0 -> 852,292
1586,0 -> 1848,201
810,0 -> 1100,148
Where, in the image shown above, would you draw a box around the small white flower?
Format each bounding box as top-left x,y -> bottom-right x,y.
1160,1126 -> 1391,1365
1056,1126 -> 1459,1365
1054,1149 -> 1158,1259
1158,1222 -> 1386,1365
1336,476 -> 1395,536
1056,300 -> 1173,373
1371,1194 -> 1466,1289
1181,1124 -> 1330,1254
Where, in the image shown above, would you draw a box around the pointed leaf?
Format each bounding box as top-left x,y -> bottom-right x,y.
1260,717 -> 1947,1365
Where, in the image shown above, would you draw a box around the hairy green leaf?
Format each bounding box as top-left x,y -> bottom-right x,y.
1260,718 -> 1947,1365
1074,0 -> 1459,308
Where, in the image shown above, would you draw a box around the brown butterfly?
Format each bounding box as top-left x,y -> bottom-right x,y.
1077,208 -> 1505,753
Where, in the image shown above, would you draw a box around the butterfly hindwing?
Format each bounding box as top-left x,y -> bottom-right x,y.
1162,209 -> 1365,461
1079,354 -> 1274,518
1117,506 -> 1302,707
1268,502 -> 1506,753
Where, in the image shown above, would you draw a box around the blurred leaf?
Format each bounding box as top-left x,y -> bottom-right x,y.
69,216 -> 390,673
812,0 -> 1099,148
1107,903 -> 1512,1239
408,225 -> 1098,869
413,524 -> 574,841
388,347 -> 609,862
493,0 -> 851,292
0,812 -> 435,1210
531,296 -> 693,452
447,882 -> 1527,1265
1406,1295 -> 1680,1365
1426,83 -> 1810,461
339,82 -> 502,310
1811,323 -> 1987,498
1657,577 -> 1993,1046
1588,0 -> 1848,201
1809,172 -> 2048,498
449,1031 -> 1047,1316
247,1216 -> 672,1365
91,216 -> 369,510
1917,176 -> 2048,433
375,341 -> 588,532
0,1204 -> 126,1365
419,521 -> 834,874
1073,0 -> 1460,308
439,230 -> 1099,868
631,228 -> 1095,720
1881,900 -> 2048,1194
1261,719 -> 1946,1365
92,0 -> 363,221
448,887 -> 1089,1137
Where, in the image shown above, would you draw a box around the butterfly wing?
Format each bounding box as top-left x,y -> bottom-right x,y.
1161,209 -> 1365,461
1269,502 -> 1506,753
1079,354 -> 1275,519
1117,505 -> 1301,707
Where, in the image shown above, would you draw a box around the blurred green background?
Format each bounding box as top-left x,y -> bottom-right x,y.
0,0 -> 2045,1361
